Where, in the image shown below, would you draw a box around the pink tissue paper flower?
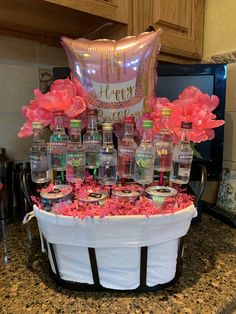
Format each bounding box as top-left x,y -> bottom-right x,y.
137,86 -> 225,143
18,77 -> 87,138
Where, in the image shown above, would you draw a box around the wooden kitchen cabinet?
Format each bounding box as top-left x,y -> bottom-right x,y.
0,0 -> 204,62
0,0 -> 128,46
130,0 -> 205,62
44,0 -> 129,24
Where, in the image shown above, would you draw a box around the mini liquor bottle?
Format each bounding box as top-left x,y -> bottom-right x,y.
50,112 -> 69,183
154,108 -> 173,185
30,122 -> 51,184
118,116 -> 137,181
83,109 -> 101,177
98,123 -> 117,185
66,119 -> 85,183
134,120 -> 155,185
170,121 -> 193,185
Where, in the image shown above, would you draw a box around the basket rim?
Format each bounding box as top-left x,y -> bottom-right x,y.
33,203 -> 195,221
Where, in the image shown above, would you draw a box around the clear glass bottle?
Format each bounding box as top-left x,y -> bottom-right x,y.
118,116 -> 137,180
50,112 -> 69,172
83,109 -> 102,173
47,142 -> 53,183
154,108 -> 173,185
134,120 -> 155,185
98,123 -> 117,185
170,121 -> 193,185
66,119 -> 85,183
30,122 -> 51,184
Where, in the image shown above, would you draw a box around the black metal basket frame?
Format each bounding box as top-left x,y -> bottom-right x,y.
43,234 -> 185,292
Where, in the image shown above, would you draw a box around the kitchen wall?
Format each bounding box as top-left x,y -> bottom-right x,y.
201,0 -> 236,203
0,35 -> 67,161
204,0 -> 236,58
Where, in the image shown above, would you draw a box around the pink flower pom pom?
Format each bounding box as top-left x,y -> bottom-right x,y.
137,86 -> 225,144
36,77 -> 87,115
65,96 -> 86,118
51,77 -> 78,96
171,86 -> 225,143
18,77 -> 87,138
17,121 -> 34,138
17,99 -> 54,137
34,88 -> 72,112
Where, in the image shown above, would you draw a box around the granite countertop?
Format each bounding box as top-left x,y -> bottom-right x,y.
0,213 -> 235,314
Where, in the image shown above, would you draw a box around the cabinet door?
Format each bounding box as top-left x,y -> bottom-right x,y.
154,0 -> 204,59
44,0 -> 129,24
131,0 -> 204,61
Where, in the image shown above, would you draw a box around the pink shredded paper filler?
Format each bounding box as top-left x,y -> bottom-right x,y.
33,180 -> 194,219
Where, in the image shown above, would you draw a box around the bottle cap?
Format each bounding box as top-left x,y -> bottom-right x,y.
32,122 -> 44,129
102,122 -> 113,130
181,121 -> 192,129
70,119 -> 82,128
124,116 -> 135,123
142,120 -> 153,128
87,108 -> 98,115
161,108 -> 172,116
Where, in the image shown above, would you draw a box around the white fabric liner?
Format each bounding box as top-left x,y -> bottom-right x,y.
34,204 -> 197,290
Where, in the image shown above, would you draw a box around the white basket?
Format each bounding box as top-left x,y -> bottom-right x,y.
33,204 -> 197,291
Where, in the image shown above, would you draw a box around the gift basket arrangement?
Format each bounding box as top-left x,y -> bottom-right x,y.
19,30 -> 224,291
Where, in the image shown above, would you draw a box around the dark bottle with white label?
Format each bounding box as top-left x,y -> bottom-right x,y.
170,121 -> 193,185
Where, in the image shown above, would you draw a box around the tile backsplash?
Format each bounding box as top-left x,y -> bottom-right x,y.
202,61 -> 236,203
0,35 -> 67,161
223,62 -> 236,170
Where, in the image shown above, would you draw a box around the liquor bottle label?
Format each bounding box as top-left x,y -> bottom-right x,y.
178,166 -> 191,178
118,147 -> 136,155
69,158 -> 84,167
136,154 -> 154,169
30,155 -> 47,170
178,153 -> 193,161
51,142 -> 67,147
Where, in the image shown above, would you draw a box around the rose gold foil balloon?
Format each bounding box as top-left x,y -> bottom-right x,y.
61,30 -> 161,124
